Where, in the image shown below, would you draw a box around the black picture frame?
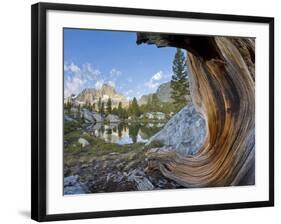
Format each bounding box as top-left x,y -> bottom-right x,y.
31,2 -> 274,222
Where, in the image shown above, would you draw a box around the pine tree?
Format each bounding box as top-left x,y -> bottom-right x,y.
98,97 -> 102,113
81,112 -> 85,123
100,102 -> 105,114
85,101 -> 90,110
131,97 -> 140,117
112,107 -> 118,115
106,98 -> 112,114
127,101 -> 132,116
77,104 -> 81,118
146,96 -> 152,112
117,102 -> 123,118
92,103 -> 96,112
151,93 -> 160,112
65,101 -> 72,114
171,48 -> 190,111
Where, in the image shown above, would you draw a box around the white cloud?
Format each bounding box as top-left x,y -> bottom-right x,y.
135,91 -> 143,100
145,80 -> 160,90
64,62 -> 104,96
64,62 -> 123,97
64,63 -> 84,97
107,80 -> 116,88
124,90 -> 145,100
64,62 -> 80,73
109,68 -> 122,77
64,76 -> 86,97
95,80 -> 104,89
144,70 -> 173,92
124,89 -> 134,100
124,90 -> 133,95
95,80 -> 115,89
152,71 -> 163,81
144,71 -> 164,91
83,63 -> 101,80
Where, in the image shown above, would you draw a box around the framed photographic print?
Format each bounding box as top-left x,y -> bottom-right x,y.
31,2 -> 274,222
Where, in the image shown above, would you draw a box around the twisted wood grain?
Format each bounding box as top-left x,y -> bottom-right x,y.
137,34 -> 255,187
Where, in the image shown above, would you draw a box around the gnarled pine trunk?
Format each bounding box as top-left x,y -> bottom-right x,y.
137,33 -> 255,187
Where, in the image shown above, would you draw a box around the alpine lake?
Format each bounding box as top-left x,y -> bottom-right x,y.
87,121 -> 165,145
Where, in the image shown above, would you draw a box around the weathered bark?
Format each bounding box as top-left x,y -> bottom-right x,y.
137,33 -> 255,187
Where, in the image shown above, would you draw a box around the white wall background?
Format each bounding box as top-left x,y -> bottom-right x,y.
0,0 -> 279,223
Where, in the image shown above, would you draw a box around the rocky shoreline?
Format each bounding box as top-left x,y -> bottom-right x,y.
64,145 -> 183,194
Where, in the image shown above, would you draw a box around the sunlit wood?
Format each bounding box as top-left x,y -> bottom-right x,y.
137,33 -> 255,187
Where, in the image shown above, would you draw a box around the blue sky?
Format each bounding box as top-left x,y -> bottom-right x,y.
64,28 -> 178,99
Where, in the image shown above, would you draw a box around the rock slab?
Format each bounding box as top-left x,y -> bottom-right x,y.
148,104 -> 206,156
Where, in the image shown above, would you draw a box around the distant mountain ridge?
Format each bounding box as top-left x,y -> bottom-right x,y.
139,81 -> 172,105
65,84 -> 128,107
64,81 -> 175,107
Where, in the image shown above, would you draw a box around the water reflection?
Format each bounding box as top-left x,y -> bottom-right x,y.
88,122 -> 165,145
